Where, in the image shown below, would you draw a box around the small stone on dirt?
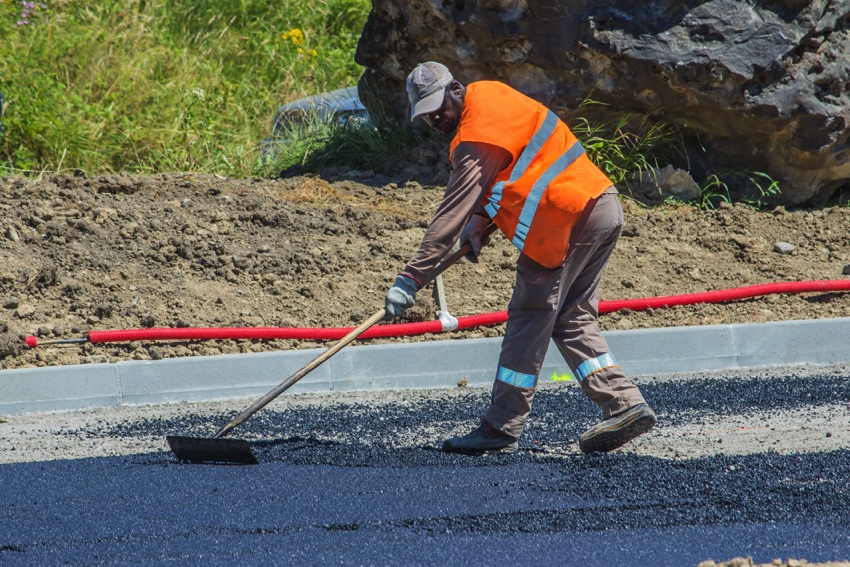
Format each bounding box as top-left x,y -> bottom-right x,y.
774,242 -> 795,254
0,333 -> 21,358
621,225 -> 641,237
14,304 -> 36,319
149,346 -> 167,360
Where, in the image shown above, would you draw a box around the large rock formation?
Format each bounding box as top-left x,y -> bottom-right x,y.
355,0 -> 850,205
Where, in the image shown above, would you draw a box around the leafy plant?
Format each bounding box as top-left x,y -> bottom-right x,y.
739,170 -> 782,209
570,101 -> 680,185
831,185 -> 850,208
697,174 -> 733,209
697,170 -> 782,210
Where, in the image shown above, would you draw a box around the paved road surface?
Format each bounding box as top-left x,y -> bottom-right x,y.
2,365 -> 849,565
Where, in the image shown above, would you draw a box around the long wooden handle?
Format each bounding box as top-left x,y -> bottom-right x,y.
214,308 -> 386,438
213,223 -> 498,438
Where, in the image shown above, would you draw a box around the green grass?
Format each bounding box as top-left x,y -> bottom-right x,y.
696,170 -> 782,210
0,0 -> 703,185
256,105 -> 426,177
0,0 -> 370,175
570,100 -> 681,187
0,1 -> 785,207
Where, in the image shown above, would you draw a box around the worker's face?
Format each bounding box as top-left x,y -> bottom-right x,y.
422,82 -> 464,134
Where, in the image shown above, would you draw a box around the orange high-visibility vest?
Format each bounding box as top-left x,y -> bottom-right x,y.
450,81 -> 613,268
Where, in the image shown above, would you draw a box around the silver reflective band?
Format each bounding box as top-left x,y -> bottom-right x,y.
576,353 -> 618,381
485,111 -> 559,219
512,139 -> 585,251
495,365 -> 538,389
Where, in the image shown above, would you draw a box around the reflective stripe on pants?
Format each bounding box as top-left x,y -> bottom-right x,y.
484,189 -> 647,438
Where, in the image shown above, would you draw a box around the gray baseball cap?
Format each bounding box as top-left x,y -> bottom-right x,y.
406,62 -> 453,121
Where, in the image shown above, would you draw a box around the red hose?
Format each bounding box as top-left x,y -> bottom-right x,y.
87,311 -> 510,344
24,279 -> 850,347
598,279 -> 850,313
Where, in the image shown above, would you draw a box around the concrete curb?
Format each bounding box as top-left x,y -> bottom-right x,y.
2,317 -> 850,415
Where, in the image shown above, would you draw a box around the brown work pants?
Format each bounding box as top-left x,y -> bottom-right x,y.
484,188 -> 647,438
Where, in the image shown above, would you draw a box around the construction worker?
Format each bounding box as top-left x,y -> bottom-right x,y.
384,61 -> 656,455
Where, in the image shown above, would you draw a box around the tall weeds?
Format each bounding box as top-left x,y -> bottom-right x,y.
570,101 -> 680,186
0,0 -> 369,175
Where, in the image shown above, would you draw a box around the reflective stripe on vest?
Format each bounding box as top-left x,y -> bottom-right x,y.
576,353 -> 619,381
495,365 -> 538,389
485,111 -> 559,219
484,110 -> 587,252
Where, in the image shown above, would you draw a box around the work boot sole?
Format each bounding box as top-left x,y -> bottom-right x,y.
442,440 -> 518,456
579,404 -> 656,454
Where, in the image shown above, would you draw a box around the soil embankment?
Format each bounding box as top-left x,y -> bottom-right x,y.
0,171 -> 848,369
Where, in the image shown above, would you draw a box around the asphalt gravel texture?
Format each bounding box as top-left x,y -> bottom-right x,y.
2,367 -> 849,566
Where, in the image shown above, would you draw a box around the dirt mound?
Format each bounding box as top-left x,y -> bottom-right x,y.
0,171 -> 848,370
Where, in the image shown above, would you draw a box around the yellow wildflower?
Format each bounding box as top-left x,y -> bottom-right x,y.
308,49 -> 317,57
282,28 -> 304,45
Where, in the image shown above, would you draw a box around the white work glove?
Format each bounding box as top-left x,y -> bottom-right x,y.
459,213 -> 491,263
384,275 -> 419,320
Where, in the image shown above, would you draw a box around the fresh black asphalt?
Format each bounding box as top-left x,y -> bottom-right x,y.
2,370 -> 849,566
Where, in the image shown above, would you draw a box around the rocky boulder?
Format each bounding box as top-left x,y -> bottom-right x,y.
355,0 -> 850,205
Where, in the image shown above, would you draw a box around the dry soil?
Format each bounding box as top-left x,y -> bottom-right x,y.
1,170 -> 848,369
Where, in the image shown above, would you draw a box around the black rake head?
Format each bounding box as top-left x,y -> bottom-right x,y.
166,435 -> 258,465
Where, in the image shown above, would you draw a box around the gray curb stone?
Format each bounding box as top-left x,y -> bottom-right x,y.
2,317 -> 850,415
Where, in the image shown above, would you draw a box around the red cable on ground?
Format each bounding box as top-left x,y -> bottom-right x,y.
24,279 -> 850,347
598,279 -> 850,313
85,310 -> 510,344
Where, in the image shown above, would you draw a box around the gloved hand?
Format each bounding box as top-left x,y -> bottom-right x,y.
459,213 -> 491,263
384,275 -> 419,320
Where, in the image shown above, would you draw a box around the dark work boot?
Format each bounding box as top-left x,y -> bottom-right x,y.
442,419 -> 519,455
579,403 -> 656,454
